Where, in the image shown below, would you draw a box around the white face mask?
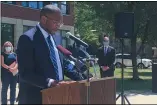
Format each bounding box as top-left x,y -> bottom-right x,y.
103,41 -> 109,47
5,47 -> 12,52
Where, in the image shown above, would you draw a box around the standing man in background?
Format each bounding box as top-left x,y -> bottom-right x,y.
96,35 -> 116,78
17,5 -> 83,104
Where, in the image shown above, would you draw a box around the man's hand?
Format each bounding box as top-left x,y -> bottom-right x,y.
50,81 -> 77,87
89,77 -> 94,81
58,81 -> 76,85
101,66 -> 110,71
50,80 -> 59,87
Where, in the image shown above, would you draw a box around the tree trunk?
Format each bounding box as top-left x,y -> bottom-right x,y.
127,1 -> 140,80
131,37 -> 140,80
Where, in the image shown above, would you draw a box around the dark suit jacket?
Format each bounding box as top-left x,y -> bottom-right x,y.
96,46 -> 116,77
17,26 -> 83,104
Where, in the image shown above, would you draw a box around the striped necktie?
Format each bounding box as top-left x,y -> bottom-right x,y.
47,35 -> 59,80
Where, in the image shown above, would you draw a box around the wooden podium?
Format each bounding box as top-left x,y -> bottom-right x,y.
41,77 -> 116,104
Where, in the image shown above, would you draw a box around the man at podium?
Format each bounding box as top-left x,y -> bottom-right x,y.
17,5 -> 83,104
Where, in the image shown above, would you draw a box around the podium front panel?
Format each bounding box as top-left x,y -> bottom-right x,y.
79,77 -> 116,104
42,82 -> 81,104
41,77 -> 116,104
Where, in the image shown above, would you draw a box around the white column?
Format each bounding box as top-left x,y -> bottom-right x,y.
14,19 -> 23,48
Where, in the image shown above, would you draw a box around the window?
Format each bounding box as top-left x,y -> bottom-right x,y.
22,1 -> 27,7
38,1 -> 43,9
116,54 -> 132,59
1,23 -> 14,46
50,1 -> 70,15
137,55 -> 141,59
116,55 -> 122,59
1,1 -> 16,4
22,1 -> 43,9
51,1 -> 58,7
61,1 -> 67,15
123,55 -> 132,59
23,26 -> 33,33
61,1 -> 70,15
29,1 -> 38,9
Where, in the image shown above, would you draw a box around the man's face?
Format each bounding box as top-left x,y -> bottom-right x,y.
103,37 -> 110,47
42,12 -> 63,34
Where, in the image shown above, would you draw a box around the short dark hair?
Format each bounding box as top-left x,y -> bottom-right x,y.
102,32 -> 108,37
40,4 -> 61,18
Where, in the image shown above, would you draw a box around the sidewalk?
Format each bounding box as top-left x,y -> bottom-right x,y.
116,90 -> 157,104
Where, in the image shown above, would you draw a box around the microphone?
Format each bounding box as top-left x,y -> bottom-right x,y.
66,32 -> 89,48
57,45 -> 77,62
57,45 -> 88,73
63,59 -> 75,72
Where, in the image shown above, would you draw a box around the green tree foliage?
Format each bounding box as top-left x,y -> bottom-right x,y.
74,1 -> 157,79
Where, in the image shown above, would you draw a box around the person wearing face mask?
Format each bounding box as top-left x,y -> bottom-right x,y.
96,35 -> 116,78
1,41 -> 18,105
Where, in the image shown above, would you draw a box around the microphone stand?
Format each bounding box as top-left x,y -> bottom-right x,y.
116,38 -> 131,105
92,55 -> 98,78
80,48 -> 97,78
75,44 -> 81,74
84,58 -> 96,104
85,58 -> 91,104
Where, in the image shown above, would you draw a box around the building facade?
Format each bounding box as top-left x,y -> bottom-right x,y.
1,1 -> 74,48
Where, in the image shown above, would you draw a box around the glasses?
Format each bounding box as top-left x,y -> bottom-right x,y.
45,15 -> 63,27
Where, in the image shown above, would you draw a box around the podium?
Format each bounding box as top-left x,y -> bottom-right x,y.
41,77 -> 116,104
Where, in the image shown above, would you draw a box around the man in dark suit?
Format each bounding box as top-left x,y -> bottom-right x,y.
16,5 -> 83,104
96,35 -> 116,78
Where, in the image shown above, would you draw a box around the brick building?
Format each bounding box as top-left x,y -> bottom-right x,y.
1,1 -> 74,48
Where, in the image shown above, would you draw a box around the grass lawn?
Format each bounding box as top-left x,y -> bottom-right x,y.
65,65 -> 152,92
90,66 -> 152,92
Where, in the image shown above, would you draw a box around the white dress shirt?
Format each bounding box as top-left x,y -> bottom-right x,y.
37,23 -> 63,87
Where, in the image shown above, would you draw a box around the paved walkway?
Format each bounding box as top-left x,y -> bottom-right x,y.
3,85 -> 157,104
116,90 -> 157,104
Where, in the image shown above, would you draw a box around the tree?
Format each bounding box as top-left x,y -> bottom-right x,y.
80,1 -> 157,80
74,2 -> 102,54
74,1 -> 157,79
